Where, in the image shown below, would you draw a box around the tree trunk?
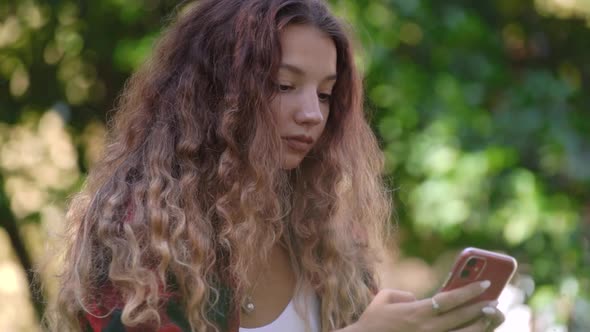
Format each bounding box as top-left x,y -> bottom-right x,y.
0,175 -> 45,323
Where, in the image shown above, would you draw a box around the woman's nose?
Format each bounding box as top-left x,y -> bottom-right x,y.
294,90 -> 324,126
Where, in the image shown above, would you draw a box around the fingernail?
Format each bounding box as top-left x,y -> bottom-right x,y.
480,280 -> 491,289
482,306 -> 495,315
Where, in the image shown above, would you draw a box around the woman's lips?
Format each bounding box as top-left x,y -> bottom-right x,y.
283,137 -> 313,152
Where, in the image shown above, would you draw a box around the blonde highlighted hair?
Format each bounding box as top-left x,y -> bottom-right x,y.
49,0 -> 393,331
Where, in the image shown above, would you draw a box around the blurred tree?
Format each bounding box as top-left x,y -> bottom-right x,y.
328,0 -> 590,329
0,0 -> 588,330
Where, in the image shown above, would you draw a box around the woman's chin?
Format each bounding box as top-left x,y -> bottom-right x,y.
280,154 -> 304,170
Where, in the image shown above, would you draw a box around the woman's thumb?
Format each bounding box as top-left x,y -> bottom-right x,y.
375,289 -> 417,304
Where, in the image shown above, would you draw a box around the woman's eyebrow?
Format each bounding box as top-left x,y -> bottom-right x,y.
279,63 -> 337,81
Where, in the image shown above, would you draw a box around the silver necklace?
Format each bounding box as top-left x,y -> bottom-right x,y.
241,268 -> 265,315
241,240 -> 294,315
241,294 -> 256,314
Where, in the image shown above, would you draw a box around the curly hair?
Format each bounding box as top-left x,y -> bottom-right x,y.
49,0 -> 392,331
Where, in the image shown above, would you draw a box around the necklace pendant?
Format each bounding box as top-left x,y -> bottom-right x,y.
241,296 -> 255,315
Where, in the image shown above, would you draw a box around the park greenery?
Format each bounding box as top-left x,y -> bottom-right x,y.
0,0 -> 588,330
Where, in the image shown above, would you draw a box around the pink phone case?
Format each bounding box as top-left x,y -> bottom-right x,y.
440,247 -> 517,304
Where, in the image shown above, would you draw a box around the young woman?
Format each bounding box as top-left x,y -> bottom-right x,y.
50,0 -> 505,331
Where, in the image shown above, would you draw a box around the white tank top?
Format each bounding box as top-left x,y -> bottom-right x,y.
238,286 -> 321,332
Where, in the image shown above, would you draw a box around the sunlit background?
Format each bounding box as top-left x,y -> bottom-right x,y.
1,0 -> 589,331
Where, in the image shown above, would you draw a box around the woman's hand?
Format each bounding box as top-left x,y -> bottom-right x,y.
342,280 -> 505,332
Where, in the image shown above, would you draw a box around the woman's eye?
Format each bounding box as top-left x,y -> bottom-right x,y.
318,93 -> 331,103
278,84 -> 293,92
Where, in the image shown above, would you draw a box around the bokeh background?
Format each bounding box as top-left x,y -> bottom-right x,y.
1,0 -> 589,331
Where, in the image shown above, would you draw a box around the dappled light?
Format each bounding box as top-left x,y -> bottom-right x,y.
0,108 -> 83,329
0,229 -> 39,332
536,0 -> 590,23
0,0 -> 588,331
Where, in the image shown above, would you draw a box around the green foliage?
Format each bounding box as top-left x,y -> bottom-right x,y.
329,0 -> 589,328
0,0 -> 588,329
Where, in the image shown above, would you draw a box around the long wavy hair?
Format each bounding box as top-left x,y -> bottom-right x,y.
50,0 -> 392,331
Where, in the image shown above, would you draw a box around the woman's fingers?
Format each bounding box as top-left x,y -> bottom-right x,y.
433,300 -> 497,331
369,285 -> 504,332
433,280 -> 491,313
482,304 -> 505,329
386,289 -> 417,303
448,317 -> 491,332
440,301 -> 504,332
375,288 -> 417,305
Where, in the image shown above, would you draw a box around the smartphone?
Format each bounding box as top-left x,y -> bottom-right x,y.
439,247 -> 517,304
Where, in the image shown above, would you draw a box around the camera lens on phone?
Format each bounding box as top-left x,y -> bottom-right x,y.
461,269 -> 470,278
467,257 -> 478,267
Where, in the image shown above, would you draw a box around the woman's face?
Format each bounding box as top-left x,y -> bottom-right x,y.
271,24 -> 337,169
